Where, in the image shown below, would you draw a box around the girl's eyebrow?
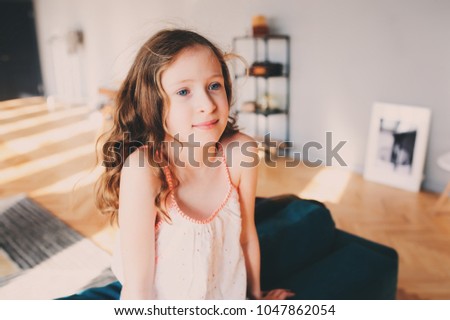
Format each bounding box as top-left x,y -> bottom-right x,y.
209,74 -> 224,79
169,74 -> 224,87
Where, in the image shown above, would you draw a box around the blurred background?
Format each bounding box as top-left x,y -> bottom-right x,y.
0,0 -> 449,299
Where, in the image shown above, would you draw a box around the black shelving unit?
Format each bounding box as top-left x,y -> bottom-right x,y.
232,34 -> 290,145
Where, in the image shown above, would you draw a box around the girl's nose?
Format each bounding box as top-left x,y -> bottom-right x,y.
197,90 -> 217,113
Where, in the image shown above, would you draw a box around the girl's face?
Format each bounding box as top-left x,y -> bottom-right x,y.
161,45 -> 229,147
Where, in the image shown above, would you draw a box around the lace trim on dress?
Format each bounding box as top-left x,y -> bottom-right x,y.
162,155 -> 237,225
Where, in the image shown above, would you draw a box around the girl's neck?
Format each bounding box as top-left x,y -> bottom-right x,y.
167,139 -> 221,170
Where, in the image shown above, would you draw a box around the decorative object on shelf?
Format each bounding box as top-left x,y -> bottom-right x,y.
363,102 -> 431,192
241,101 -> 257,112
252,15 -> 269,36
257,94 -> 280,111
249,61 -> 283,77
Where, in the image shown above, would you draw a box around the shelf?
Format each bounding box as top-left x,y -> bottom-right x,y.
232,34 -> 290,143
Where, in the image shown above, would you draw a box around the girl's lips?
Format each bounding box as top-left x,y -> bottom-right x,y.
192,119 -> 219,128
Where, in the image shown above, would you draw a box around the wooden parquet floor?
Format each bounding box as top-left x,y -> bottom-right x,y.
1,97 -> 449,299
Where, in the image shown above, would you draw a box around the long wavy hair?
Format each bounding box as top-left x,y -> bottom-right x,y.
95,29 -> 239,224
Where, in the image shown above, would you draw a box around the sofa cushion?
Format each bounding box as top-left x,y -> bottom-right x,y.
277,242 -> 399,299
256,197 -> 336,288
57,281 -> 121,300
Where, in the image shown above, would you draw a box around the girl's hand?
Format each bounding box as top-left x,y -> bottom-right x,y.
260,289 -> 296,300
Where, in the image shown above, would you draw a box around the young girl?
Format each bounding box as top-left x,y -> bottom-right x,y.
97,29 -> 294,300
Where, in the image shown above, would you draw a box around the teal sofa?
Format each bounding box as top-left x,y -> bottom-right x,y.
256,195 -> 398,299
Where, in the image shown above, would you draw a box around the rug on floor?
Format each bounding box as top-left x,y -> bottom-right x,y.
0,195 -> 116,299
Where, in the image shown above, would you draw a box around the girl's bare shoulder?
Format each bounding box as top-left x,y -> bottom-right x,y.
121,147 -> 161,195
220,132 -> 259,184
221,132 -> 258,150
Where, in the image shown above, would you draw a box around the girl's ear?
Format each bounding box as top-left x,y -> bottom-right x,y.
162,116 -> 169,137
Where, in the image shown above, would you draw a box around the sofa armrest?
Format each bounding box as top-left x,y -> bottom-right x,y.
333,230 -> 398,261
256,196 -> 336,288
277,242 -> 398,299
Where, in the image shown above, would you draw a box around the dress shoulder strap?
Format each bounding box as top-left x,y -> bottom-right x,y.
219,144 -> 234,188
162,166 -> 174,191
162,144 -> 234,191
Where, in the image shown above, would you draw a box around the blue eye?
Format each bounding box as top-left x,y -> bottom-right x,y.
209,82 -> 221,90
177,89 -> 189,96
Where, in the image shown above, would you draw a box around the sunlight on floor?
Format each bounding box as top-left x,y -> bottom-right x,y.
0,120 -> 97,161
31,165 -> 104,197
0,119 -> 98,161
0,106 -> 90,135
0,97 -> 45,109
0,144 -> 95,184
0,103 -> 48,120
298,166 -> 352,203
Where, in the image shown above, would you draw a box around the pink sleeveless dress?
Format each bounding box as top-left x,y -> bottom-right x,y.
112,156 -> 247,300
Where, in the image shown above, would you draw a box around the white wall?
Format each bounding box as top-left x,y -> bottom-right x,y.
33,0 -> 450,193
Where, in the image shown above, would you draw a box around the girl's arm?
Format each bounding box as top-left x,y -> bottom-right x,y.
117,149 -> 159,299
235,137 -> 262,299
235,135 -> 295,300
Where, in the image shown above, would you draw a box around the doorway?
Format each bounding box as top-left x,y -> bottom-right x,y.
0,0 -> 43,101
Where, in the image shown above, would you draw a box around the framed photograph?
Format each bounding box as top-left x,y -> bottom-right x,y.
363,102 -> 431,192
